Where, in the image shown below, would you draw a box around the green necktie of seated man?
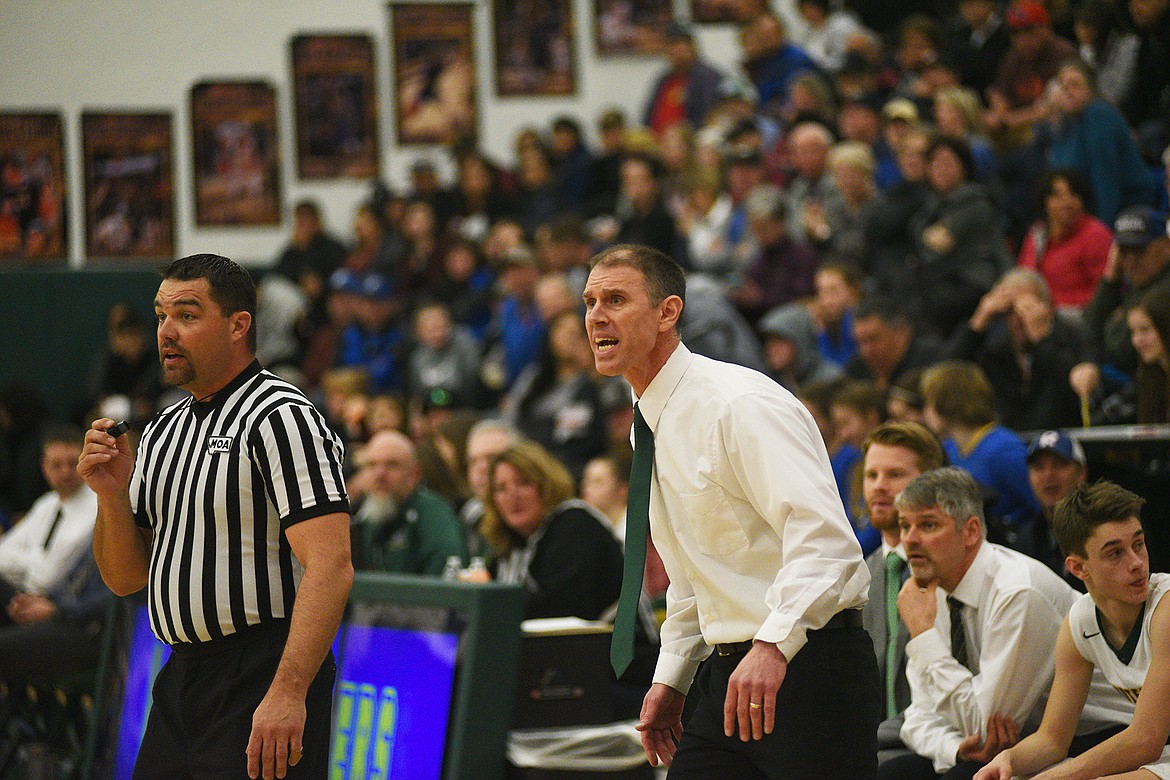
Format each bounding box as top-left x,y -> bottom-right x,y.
611,403 -> 652,678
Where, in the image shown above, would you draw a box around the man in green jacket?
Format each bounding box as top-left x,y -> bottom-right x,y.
351,430 -> 467,576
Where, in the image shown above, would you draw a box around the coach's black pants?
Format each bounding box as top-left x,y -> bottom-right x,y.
668,617 -> 881,780
133,620 -> 335,780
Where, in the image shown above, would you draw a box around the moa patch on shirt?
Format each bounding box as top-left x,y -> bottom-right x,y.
207,436 -> 233,454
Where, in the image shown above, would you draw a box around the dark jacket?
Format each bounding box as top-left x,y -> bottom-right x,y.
48,553 -> 113,630
862,179 -> 932,302
909,182 -> 1011,338
947,314 -> 1091,431
642,59 -> 726,130
615,199 -> 682,264
505,501 -> 624,622
1136,361 -> 1170,423
507,370 -> 608,482
945,16 -> 1011,96
352,487 -> 468,576
737,235 -> 819,324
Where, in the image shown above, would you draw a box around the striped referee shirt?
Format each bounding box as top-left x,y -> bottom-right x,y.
130,360 -> 349,645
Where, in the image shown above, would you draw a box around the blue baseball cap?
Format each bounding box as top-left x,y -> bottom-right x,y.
1114,206 -> 1168,249
329,268 -> 394,301
1026,430 -> 1086,467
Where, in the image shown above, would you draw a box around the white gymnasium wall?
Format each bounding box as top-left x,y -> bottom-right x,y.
0,0 -> 802,267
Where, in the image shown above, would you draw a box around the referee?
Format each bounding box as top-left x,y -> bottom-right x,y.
78,254 -> 353,780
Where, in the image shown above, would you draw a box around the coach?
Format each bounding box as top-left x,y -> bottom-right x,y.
78,253 -> 353,780
585,244 -> 879,779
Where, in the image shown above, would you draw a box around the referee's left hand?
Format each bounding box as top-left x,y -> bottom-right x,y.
724,641 -> 787,742
247,687 -> 306,779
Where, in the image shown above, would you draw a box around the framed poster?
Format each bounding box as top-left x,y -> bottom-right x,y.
594,0 -> 672,56
392,3 -> 477,145
190,81 -> 281,226
0,112 -> 67,261
493,0 -> 576,97
291,34 -> 380,179
82,112 -> 174,259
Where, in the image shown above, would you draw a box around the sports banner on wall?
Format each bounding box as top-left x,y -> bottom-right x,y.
0,112 -> 68,262
82,112 -> 174,260
391,3 -> 478,146
291,34 -> 380,179
190,81 -> 282,226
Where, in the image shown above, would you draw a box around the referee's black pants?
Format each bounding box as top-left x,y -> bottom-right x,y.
133,620 -> 335,780
668,615 -> 881,780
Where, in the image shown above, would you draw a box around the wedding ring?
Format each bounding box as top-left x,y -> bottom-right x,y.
749,702 -> 762,709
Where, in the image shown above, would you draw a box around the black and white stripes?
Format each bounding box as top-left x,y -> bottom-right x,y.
130,361 -> 348,645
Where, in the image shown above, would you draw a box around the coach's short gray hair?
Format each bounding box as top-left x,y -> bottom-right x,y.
894,467 -> 985,534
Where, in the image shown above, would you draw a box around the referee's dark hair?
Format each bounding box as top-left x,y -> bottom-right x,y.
161,253 -> 257,352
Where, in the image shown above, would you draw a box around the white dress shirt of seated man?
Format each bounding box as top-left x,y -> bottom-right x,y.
0,425 -> 96,600
893,466 -> 1081,774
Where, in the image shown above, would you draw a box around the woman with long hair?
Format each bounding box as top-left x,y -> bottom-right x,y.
1129,286 -> 1170,423
480,440 -> 623,622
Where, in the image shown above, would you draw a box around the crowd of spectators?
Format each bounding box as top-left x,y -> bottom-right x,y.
4,0 -> 1170,769
3,0 -> 1168,583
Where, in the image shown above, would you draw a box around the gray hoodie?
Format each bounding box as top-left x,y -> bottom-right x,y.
756,302 -> 843,392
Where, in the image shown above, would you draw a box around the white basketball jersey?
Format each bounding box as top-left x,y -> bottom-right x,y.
1070,572 -> 1170,708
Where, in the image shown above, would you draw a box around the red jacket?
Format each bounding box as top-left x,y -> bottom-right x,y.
1017,214 -> 1112,309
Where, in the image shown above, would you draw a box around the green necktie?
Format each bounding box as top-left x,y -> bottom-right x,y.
612,403 -> 653,677
885,552 -> 905,719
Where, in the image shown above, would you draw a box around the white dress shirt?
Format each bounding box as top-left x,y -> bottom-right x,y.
685,195 -> 737,280
882,540 -> 906,561
803,12 -> 867,73
900,541 -> 1076,773
637,343 -> 868,694
0,485 -> 97,594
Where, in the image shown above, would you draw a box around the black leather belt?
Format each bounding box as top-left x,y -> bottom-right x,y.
714,640 -> 754,656
713,609 -> 863,656
169,618 -> 291,658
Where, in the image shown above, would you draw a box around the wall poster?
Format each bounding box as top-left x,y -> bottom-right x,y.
0,112 -> 67,262
82,112 -> 174,259
191,80 -> 282,226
